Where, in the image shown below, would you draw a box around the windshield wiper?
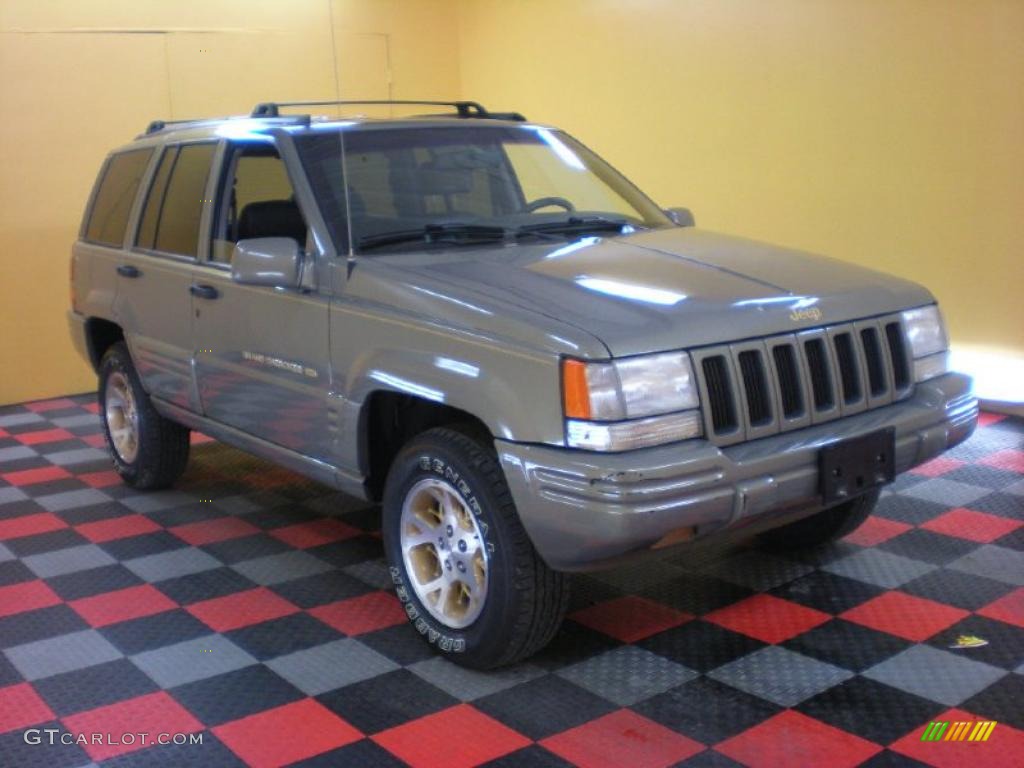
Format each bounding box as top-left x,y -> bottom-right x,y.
517,216 -> 635,238
358,223 -> 508,251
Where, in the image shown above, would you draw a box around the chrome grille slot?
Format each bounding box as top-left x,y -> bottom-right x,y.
772,344 -> 804,418
804,338 -> 835,411
860,327 -> 887,397
885,321 -> 911,391
833,332 -> 861,405
701,355 -> 738,435
738,349 -> 772,427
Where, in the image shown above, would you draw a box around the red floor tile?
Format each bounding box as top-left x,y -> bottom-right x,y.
922,507 -> 1023,543
186,587 -> 299,632
0,580 -> 62,618
704,594 -> 831,644
977,588 -> 1024,629
374,703 -> 529,768
0,682 -> 55,734
0,466 -> 72,487
570,596 -> 692,643
75,514 -> 162,543
78,470 -> 123,489
716,710 -> 881,768
14,428 -> 74,446
214,699 -> 361,768
843,515 -> 913,547
270,518 -> 360,549
977,412 -> 1006,427
25,398 -> 77,413
69,584 -> 177,628
83,402 -> 101,414
169,517 -> 260,546
841,592 -> 969,642
309,591 -> 407,636
911,456 -> 967,478
890,708 -> 1024,768
0,512 -> 68,541
82,433 -> 106,448
979,449 -> 1024,474
62,691 -> 203,761
542,709 -> 704,768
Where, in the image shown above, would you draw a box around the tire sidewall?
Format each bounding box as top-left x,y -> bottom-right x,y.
382,434 -> 516,662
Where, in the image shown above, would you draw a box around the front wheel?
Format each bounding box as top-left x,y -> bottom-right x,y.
382,427 -> 568,669
758,490 -> 880,551
99,342 -> 190,490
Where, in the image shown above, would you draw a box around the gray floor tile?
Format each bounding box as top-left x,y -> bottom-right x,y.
43,448 -> 109,466
862,645 -> 1006,706
24,544 -> 117,578
0,486 -> 29,506
4,629 -> 123,681
898,478 -> 991,507
556,646 -> 697,706
822,548 -> 936,588
231,550 -> 333,586
121,492 -> 197,514
947,545 -> 1024,586
266,638 -> 398,695
343,559 -> 393,589
0,412 -> 44,427
408,656 -> 546,701
708,646 -> 854,707
1005,479 -> 1024,497
124,547 -> 221,582
0,543 -> 12,562
0,446 -> 37,463
593,560 -> 686,592
131,634 -> 256,688
50,413 -> 101,428
212,495 -> 263,516
35,489 -> 111,512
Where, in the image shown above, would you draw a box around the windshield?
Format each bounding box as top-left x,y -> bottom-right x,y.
293,125 -> 672,254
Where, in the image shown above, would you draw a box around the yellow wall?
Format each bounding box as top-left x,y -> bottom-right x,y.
458,0 -> 1024,362
0,0 -> 461,405
2,0 -> 1021,405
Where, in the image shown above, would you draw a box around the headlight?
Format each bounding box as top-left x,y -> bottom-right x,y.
902,305 -> 950,383
561,352 -> 702,450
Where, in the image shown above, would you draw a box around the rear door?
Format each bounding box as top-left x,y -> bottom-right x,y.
114,142 -> 217,409
191,139 -> 332,461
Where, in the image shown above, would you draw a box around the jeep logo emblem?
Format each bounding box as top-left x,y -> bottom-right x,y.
790,307 -> 823,323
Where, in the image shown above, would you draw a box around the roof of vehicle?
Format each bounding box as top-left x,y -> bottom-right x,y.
124,100 -> 535,150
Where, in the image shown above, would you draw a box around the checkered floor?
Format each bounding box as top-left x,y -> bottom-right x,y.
0,394 -> 1021,768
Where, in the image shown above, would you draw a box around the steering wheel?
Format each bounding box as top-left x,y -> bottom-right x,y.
523,196 -> 576,213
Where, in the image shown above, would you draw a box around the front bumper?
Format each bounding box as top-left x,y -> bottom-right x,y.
497,372 -> 977,571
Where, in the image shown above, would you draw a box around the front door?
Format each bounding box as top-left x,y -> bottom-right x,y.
191,140 -> 332,461
115,142 -> 217,409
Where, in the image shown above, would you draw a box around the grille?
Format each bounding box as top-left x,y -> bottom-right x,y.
695,314 -> 912,445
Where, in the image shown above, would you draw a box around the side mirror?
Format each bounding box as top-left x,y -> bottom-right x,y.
231,238 -> 302,288
665,207 -> 696,227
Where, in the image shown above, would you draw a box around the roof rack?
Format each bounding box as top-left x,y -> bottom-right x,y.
250,100 -> 526,121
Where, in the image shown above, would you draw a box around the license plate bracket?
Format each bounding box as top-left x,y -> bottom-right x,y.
819,427 -> 895,504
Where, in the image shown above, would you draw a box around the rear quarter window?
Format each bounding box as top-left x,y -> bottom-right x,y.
83,148 -> 154,247
135,143 -> 216,258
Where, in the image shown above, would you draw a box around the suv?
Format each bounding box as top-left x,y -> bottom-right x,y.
69,99 -> 977,668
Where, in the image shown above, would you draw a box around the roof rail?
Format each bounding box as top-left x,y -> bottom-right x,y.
250,100 -> 526,121
140,114 -> 311,138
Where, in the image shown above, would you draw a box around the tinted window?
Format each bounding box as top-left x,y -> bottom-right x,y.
135,147 -> 176,251
136,143 -> 216,257
84,149 -> 153,247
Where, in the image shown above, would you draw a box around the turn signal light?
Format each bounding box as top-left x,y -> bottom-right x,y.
562,359 -> 592,420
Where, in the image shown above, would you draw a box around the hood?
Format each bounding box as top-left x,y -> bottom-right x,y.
361,228 -> 934,358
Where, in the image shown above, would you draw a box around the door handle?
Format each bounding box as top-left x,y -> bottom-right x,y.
190,284 -> 220,300
116,264 -> 141,278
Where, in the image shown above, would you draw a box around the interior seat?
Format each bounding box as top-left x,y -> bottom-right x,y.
236,199 -> 307,243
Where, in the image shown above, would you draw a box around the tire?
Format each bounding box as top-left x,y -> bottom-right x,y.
758,490 -> 880,551
382,427 -> 569,669
98,342 -> 190,490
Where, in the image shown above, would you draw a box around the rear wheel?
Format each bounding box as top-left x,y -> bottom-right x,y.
382,427 -> 569,669
758,490 -> 880,550
99,342 -> 190,490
